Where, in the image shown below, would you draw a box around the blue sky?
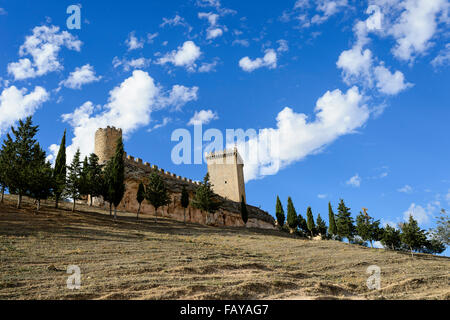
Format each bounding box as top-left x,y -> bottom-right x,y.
0,1 -> 449,253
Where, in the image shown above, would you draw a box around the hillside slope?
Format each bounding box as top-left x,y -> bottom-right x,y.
0,195 -> 448,300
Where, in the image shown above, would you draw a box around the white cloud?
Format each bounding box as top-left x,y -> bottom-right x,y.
160,15 -> 192,32
58,70 -> 197,162
157,84 -> 199,111
147,32 -> 159,43
398,184 -> 413,193
403,202 -> 436,225
7,25 -> 82,80
198,12 -> 225,40
431,43 -> 450,68
113,57 -> 151,71
312,0 -> 348,25
388,0 -> 448,62
148,117 -> 171,132
373,65 -> 412,95
277,39 -> 289,53
125,32 -> 144,51
232,39 -> 250,47
0,86 -> 49,134
198,60 -> 219,73
0,7 -> 7,15
236,86 -> 370,181
346,174 -> 362,187
239,49 -> 277,72
317,194 -> 327,199
188,109 -> 218,126
336,11 -> 411,96
157,41 -> 202,72
60,64 -> 101,89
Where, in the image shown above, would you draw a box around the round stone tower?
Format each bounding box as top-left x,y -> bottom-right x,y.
94,126 -> 123,164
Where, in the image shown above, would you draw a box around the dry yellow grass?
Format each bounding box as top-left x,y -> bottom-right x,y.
0,195 -> 448,300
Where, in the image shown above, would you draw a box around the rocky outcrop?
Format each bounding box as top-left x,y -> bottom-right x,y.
92,159 -> 276,230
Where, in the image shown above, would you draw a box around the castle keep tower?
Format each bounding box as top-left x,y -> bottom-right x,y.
206,148 -> 246,203
94,126 -> 122,164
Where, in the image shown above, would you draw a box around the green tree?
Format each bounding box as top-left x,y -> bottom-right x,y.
328,202 -> 338,238
29,161 -> 53,211
136,182 -> 145,220
110,137 -> 126,220
0,142 -> 12,203
381,225 -> 401,250
53,130 -> 66,209
66,149 -> 82,212
429,209 -> 449,246
356,211 -> 382,248
286,197 -> 298,232
275,196 -> 285,228
79,156 -> 90,200
240,196 -> 248,225
145,171 -> 171,223
422,238 -> 446,255
316,214 -> 327,239
86,153 -> 103,206
100,159 -> 114,216
400,215 -> 427,257
336,199 -> 355,243
306,206 -> 315,238
181,186 -> 190,224
2,117 -> 40,208
191,173 -> 220,222
297,214 -> 309,236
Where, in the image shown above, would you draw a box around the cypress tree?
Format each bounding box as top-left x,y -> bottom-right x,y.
136,182 -> 145,220
286,197 -> 298,232
79,156 -> 90,201
181,185 -> 189,224
66,149 -> 82,212
356,211 -> 373,246
110,137 -> 125,220
3,117 -> 39,208
297,214 -> 308,235
400,215 -> 427,257
145,171 -> 171,222
306,206 -> 315,238
191,173 -> 220,223
53,130 -> 66,209
316,214 -> 327,239
381,225 -> 401,250
336,199 -> 355,243
275,196 -> 285,228
328,202 -> 337,237
100,159 -> 114,216
86,153 -> 103,206
240,196 -> 248,225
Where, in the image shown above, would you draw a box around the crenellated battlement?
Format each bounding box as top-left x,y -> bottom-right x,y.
123,152 -> 201,185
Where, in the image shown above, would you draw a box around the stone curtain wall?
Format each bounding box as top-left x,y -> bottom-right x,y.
92,156 -> 275,229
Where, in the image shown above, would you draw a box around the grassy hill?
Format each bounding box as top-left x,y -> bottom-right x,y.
0,195 -> 448,300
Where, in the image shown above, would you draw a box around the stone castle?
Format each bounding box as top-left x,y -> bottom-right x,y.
92,126 -> 275,229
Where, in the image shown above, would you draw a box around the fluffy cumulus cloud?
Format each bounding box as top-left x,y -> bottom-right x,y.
346,174 -> 362,187
237,86 -> 370,181
7,25 -> 82,80
188,109 -> 218,125
60,64 -> 101,89
198,12 -> 225,40
370,0 -> 449,63
337,10 -> 412,96
57,70 -> 197,162
125,32 -> 144,51
239,49 -> 277,72
156,41 -> 202,71
0,86 -> 49,134
403,202 -> 439,225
